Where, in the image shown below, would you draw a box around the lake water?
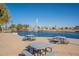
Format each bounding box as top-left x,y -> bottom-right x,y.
17,30 -> 79,39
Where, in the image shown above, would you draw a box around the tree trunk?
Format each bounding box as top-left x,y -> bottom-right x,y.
0,25 -> 4,32
0,25 -> 2,32
2,26 -> 3,32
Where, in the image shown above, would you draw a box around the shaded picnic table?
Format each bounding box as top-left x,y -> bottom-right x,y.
27,42 -> 55,56
19,42 -> 55,56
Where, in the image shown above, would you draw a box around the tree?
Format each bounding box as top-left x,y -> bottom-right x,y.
52,27 -> 56,30
23,24 -> 29,30
65,27 -> 68,29
9,24 -> 17,31
74,26 -> 79,29
17,24 -> 23,30
17,24 -> 29,30
60,27 -> 63,30
0,4 -> 10,32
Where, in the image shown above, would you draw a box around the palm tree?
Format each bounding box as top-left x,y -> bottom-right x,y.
0,4 -> 10,32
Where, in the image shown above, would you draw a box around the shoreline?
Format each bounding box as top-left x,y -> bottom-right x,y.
1,29 -> 79,33
18,30 -> 79,32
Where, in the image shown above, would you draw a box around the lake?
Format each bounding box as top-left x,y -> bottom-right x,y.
17,30 -> 79,39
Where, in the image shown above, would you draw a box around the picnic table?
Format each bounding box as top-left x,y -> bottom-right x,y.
22,34 -> 35,41
26,42 -> 55,56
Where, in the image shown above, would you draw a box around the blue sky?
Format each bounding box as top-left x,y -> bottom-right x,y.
6,3 -> 79,27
